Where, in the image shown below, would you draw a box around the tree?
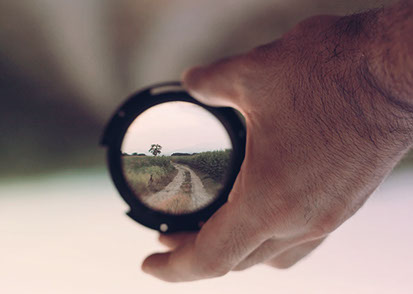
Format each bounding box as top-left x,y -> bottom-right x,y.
171,152 -> 191,156
148,144 -> 162,156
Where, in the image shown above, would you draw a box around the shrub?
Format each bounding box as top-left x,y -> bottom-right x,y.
122,155 -> 177,196
172,149 -> 231,183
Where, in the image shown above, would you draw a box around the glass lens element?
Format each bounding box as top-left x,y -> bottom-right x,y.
121,102 -> 232,214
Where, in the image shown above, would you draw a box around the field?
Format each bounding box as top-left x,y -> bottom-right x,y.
171,150 -> 231,182
122,155 -> 178,197
122,150 -> 232,212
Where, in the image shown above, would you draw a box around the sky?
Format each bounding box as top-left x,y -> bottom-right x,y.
122,102 -> 232,155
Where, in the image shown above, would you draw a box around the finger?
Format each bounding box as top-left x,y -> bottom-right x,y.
158,232 -> 196,250
232,237 -> 295,271
265,237 -> 326,269
181,55 -> 250,109
142,196 -> 269,282
233,236 -> 326,271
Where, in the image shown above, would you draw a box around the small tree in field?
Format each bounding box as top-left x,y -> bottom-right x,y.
149,144 -> 162,156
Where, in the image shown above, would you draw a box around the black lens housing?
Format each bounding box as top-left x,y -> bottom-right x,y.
100,82 -> 246,233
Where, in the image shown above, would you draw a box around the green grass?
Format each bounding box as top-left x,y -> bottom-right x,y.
122,155 -> 177,197
171,149 -> 232,183
121,150 -> 232,199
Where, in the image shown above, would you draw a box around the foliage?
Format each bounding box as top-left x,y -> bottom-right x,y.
122,150 -> 232,198
172,149 -> 232,183
148,144 -> 162,156
122,155 -> 176,196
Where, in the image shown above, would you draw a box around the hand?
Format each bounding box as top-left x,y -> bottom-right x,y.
142,8 -> 413,282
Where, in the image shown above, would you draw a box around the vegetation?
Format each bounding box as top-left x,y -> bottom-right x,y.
180,171 -> 192,195
171,152 -> 191,156
148,144 -> 162,156
122,155 -> 177,197
156,192 -> 192,214
171,149 -> 232,183
122,149 -> 232,201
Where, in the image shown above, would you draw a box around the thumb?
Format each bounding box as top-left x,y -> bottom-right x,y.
182,55 -> 250,110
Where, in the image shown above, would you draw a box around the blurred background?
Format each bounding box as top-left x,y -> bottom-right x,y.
1,0 -> 412,293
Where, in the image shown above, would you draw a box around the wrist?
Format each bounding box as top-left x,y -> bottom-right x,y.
312,9 -> 413,154
361,2 -> 413,148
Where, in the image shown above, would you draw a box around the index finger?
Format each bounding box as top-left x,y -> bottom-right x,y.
182,54 -> 252,110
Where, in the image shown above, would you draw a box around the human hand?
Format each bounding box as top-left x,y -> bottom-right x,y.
142,7 -> 413,282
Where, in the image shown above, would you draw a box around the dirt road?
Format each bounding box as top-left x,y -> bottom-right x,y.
142,163 -> 213,214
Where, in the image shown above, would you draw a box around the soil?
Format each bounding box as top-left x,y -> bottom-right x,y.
142,163 -> 213,214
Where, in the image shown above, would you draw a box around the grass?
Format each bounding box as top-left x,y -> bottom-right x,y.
180,171 -> 192,195
155,192 -> 192,214
171,149 -> 232,196
121,150 -> 232,200
122,155 -> 177,197
171,150 -> 232,183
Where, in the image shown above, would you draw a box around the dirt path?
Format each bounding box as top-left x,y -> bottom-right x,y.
143,163 -> 213,214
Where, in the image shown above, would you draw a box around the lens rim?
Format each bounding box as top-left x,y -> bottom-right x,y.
101,82 -> 246,233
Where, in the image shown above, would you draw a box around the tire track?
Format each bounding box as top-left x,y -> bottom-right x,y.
143,163 -> 213,214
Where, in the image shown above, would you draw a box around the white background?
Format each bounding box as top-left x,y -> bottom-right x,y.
1,168 -> 412,294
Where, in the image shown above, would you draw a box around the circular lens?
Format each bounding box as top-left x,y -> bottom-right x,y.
121,101 -> 233,215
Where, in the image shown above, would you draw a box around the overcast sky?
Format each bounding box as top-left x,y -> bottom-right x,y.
122,102 -> 232,155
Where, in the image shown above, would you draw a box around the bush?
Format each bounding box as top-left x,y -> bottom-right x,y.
172,150 -> 231,183
122,155 -> 177,196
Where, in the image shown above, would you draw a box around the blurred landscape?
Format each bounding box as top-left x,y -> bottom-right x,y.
1,0 -> 411,178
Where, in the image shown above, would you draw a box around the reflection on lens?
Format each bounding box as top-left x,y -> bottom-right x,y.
121,102 -> 232,214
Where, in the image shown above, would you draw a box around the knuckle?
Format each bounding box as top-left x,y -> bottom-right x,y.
308,212 -> 341,238
193,256 -> 231,278
232,263 -> 248,272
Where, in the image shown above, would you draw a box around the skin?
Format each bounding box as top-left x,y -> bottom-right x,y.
142,0 -> 413,282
